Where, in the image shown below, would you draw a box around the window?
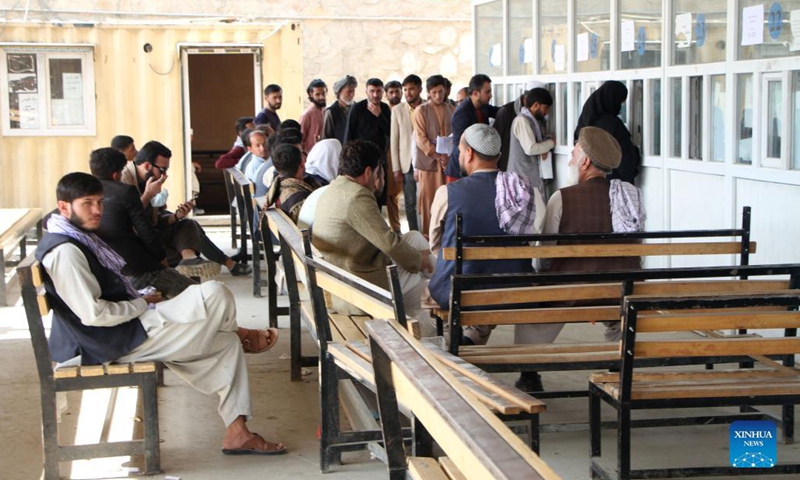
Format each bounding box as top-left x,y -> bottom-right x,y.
671,0 -> 727,65
540,0 -> 568,74
575,0 -> 610,73
1,47 -> 95,136
689,76 -> 703,160
710,75 -> 726,162
739,0 -> 800,60
671,78 -> 683,156
508,0 -> 534,76
762,75 -> 783,167
629,80 -> 644,150
737,74 -> 753,165
793,72 -> 800,170
620,0 -> 662,69
650,79 -> 662,156
476,1 -> 504,77
559,82 -> 568,146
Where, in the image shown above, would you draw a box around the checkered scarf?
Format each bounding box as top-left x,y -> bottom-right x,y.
609,179 -> 646,233
47,214 -> 141,298
495,171 -> 536,235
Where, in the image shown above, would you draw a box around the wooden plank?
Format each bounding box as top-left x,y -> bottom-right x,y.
635,337 -> 800,359
637,311 -> 800,333
461,283 -> 620,308
316,271 -> 395,319
627,381 -> 800,401
460,342 -> 619,357
53,366 -> 78,379
338,379 -> 386,463
439,457 -> 469,480
443,241 -> 755,261
327,315 -> 346,343
37,294 -> 49,317
330,314 -> 367,342
425,342 -> 546,414
80,365 -> 106,377
327,343 -> 375,386
131,362 -> 157,373
462,351 -> 620,366
408,457 -> 450,480
635,279 -> 790,296
31,261 -> 44,287
590,368 -> 800,384
460,305 -> 619,326
349,315 -> 371,338
106,364 -> 131,375
0,208 -> 41,246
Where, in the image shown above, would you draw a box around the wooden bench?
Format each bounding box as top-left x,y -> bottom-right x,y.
367,319 -> 561,480
1,207 -> 42,305
221,169 -> 243,250
17,257 -> 160,480
589,285 -> 800,479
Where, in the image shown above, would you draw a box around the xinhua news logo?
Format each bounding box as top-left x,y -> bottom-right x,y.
729,420 -> 777,468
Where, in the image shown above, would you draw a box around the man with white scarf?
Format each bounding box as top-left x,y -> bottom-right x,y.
514,126 -> 646,392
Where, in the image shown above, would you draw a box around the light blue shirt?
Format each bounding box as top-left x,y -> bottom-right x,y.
244,155 -> 265,184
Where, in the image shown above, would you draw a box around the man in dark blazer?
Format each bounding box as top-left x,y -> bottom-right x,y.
89,147 -> 196,298
445,74 -> 499,181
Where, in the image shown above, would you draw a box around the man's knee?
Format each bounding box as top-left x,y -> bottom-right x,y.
200,280 -> 235,304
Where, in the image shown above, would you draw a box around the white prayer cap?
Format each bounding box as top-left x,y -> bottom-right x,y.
525,80 -> 546,91
463,124 -> 501,157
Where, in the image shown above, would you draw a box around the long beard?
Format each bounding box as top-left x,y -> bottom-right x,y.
566,161 -> 580,186
311,98 -> 326,108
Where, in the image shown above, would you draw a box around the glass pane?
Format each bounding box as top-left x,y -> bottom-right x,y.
476,1 -> 504,77
49,58 -> 84,126
672,78 -> 683,157
493,83 -> 505,106
672,0 -> 727,65
766,81 -> 783,159
651,79 -> 662,156
508,0 -> 534,76
574,82 -> 583,141
546,83 -> 557,139
575,0 -> 610,72
620,0 -> 662,69
739,0 -> 800,60
794,72 -> 800,170
689,76 -> 702,160
710,75 -> 726,162
560,82 -> 568,146
629,80 -> 644,150
540,0 -> 568,74
737,74 -> 753,165
6,52 -> 40,130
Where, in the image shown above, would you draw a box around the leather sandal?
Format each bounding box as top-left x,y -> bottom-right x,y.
241,328 -> 279,354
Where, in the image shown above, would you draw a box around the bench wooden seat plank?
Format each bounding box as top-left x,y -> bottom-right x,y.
462,350 -> 621,366
637,310 -> 800,332
460,343 -> 620,357
602,378 -> 800,401
439,457 -> 468,480
460,306 -> 619,326
330,314 -> 368,342
408,457 -> 452,480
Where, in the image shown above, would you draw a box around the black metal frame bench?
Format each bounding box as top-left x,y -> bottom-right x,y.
18,257 -> 160,480
589,281 -> 800,480
1,207 -> 42,305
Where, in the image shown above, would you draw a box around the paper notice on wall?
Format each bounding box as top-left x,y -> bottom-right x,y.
621,20 -> 636,52
62,73 -> 82,100
51,99 -> 84,126
577,32 -> 589,62
523,37 -> 534,64
489,43 -> 502,67
791,9 -> 800,51
554,44 -> 566,71
742,4 -> 765,46
675,13 -> 692,48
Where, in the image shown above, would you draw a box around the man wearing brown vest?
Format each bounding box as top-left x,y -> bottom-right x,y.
514,126 -> 645,392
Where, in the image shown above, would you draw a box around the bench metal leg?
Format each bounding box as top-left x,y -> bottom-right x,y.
412,416 -> 433,457
40,388 -> 60,480
141,374 -> 161,475
290,304 -> 303,381
529,414 -> 540,454
590,388 -> 602,457
0,248 -> 6,307
617,403 -> 631,480
319,355 -> 342,472
252,233 -> 262,298
784,403 -> 795,444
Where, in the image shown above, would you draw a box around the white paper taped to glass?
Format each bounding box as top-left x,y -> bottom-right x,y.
435,134 -> 453,154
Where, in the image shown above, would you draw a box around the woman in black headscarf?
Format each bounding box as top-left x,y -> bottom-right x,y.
574,81 -> 641,184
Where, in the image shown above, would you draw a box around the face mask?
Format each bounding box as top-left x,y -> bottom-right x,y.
150,188 -> 169,208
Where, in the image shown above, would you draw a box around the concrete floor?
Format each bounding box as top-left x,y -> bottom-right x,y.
2,226 -> 800,479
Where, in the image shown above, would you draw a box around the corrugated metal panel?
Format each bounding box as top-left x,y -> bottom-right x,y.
0,23 -> 302,210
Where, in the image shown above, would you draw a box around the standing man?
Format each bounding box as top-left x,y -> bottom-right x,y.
446,74 -> 499,182
255,84 -> 282,131
299,79 -> 327,155
413,75 -> 454,237
493,81 -> 544,171
385,81 -> 402,107
323,75 -> 357,144
390,74 -> 423,232
507,88 -> 555,232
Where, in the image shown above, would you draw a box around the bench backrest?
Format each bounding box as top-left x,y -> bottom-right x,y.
448,264 -> 800,354
228,168 -> 257,235
618,288 -> 800,403
17,257 -> 55,384
443,206 -> 754,271
366,319 -> 561,480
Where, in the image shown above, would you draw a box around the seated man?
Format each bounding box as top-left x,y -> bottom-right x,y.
90,147 -> 196,298
121,141 -> 251,277
428,124 -> 536,345
38,172 -> 284,454
312,140 -> 434,323
243,129 -> 269,184
215,116 -> 255,170
516,126 -> 645,390
266,144 -> 323,224
111,135 -> 138,162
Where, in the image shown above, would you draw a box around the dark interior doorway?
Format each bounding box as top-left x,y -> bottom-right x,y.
186,52 -> 258,215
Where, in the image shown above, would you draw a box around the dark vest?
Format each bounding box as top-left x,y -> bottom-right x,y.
325,103 -> 349,144
429,171 -> 534,308
36,233 -> 148,365
548,177 -> 641,273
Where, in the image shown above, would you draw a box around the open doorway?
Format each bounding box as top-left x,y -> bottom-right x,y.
180,47 -> 262,216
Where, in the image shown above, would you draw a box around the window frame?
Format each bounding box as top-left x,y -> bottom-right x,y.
0,45 -> 96,137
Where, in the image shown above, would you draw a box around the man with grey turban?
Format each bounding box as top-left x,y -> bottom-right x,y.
428,124 -> 536,344
322,75 -> 358,144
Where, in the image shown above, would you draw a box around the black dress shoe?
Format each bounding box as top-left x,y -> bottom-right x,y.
514,372 -> 544,393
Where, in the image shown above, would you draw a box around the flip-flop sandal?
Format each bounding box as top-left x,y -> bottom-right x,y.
241,328 -> 279,354
222,433 -> 287,456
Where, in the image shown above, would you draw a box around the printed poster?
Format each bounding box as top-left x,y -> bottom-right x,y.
675,13 -> 693,48
577,32 -> 589,62
621,20 -> 636,52
742,4 -> 765,46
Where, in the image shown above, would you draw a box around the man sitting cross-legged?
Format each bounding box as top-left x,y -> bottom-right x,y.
38,172 -> 284,455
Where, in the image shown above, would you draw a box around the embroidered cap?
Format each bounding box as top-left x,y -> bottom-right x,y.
578,126 -> 621,170
463,123 -> 501,158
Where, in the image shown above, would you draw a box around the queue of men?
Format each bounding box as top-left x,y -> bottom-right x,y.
39,71 -> 646,461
